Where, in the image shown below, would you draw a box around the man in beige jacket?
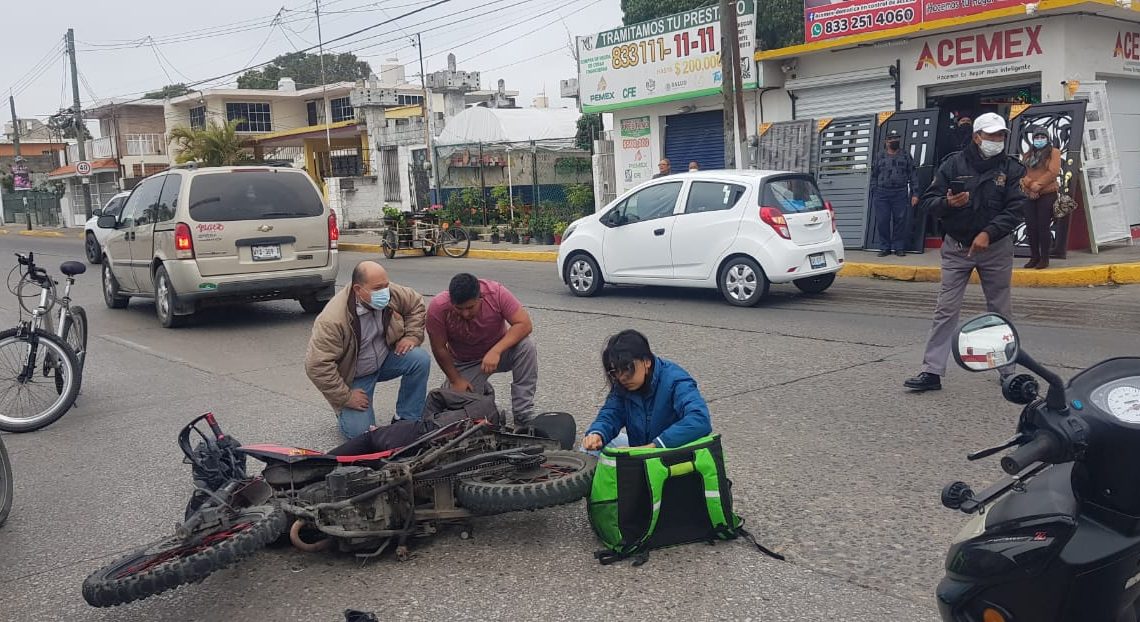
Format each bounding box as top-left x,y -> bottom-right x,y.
305,261 -> 430,438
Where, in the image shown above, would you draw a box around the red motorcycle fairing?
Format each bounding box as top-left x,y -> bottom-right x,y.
238,443 -> 397,465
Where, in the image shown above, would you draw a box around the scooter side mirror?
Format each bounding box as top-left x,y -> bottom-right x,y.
953,313 -> 1020,373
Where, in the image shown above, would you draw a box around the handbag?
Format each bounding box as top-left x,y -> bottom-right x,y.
1053,193 -> 1077,219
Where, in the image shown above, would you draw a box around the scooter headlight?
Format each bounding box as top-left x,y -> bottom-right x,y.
945,522 -> 1073,580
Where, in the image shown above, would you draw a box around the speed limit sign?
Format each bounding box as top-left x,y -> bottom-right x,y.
76,161 -> 92,176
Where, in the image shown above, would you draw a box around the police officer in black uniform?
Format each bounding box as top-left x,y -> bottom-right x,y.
869,130 -> 920,257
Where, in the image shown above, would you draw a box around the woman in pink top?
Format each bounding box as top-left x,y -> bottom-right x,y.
426,273 -> 538,425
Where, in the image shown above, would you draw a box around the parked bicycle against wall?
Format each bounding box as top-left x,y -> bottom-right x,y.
0,252 -> 87,432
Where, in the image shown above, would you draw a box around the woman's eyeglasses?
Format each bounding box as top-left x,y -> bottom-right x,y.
607,363 -> 636,381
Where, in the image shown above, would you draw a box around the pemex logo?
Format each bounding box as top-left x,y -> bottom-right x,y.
916,45 -> 937,70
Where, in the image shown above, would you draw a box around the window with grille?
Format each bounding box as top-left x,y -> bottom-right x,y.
330,97 -> 354,123
225,102 -> 272,132
397,94 -> 424,106
189,106 -> 206,130
381,147 -> 401,201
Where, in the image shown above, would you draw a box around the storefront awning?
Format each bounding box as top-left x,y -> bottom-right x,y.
47,158 -> 118,179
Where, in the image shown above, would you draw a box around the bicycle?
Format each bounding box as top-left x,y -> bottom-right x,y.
0,434 -> 11,527
380,211 -> 471,259
0,252 -> 87,432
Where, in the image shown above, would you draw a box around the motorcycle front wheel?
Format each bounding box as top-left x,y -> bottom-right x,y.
82,504 -> 286,607
456,450 -> 595,515
0,436 -> 12,527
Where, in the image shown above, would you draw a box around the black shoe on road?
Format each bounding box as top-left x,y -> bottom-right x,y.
877,249 -> 892,257
905,372 -> 942,391
895,250 -> 907,257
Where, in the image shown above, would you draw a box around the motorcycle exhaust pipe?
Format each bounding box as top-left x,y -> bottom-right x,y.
289,519 -> 333,553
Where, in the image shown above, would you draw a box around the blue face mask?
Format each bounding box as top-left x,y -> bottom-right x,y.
1032,138 -> 1048,149
369,287 -> 391,310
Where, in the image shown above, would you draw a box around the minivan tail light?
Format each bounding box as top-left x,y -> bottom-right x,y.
174,223 -> 195,259
328,212 -> 339,250
825,200 -> 837,233
760,206 -> 791,240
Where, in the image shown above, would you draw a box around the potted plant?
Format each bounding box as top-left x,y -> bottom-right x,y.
382,204 -> 405,228
552,221 -> 567,245
490,224 -> 501,244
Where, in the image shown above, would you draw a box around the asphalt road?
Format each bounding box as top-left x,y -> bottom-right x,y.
1,235 -> 1138,621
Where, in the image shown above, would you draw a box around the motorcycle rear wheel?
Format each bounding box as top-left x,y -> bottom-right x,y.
456,451 -> 595,515
82,504 -> 286,607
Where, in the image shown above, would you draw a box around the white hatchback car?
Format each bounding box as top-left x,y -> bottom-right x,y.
556,170 -> 845,306
85,191 -> 131,264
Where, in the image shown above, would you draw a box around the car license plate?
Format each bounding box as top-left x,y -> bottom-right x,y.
809,253 -> 826,269
252,244 -> 281,262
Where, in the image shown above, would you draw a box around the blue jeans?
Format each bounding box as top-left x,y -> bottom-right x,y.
874,188 -> 912,252
338,348 -> 430,439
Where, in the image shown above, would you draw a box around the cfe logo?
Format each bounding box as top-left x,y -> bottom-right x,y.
1114,32 -> 1140,60
915,25 -> 1043,70
622,87 -> 638,99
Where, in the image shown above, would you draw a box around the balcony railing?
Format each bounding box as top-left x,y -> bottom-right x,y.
125,133 -> 165,156
66,136 -> 115,161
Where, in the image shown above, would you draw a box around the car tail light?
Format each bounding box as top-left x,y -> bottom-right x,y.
825,201 -> 837,233
760,206 -> 791,240
174,223 -> 194,259
328,212 -> 339,250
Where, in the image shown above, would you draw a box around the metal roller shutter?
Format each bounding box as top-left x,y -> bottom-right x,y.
664,110 -> 725,171
1105,77 -> 1140,225
787,68 -> 895,120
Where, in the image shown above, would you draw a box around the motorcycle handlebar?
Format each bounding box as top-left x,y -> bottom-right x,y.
1001,432 -> 1060,475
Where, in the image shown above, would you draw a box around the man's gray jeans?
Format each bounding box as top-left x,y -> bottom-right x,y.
921,235 -> 1015,377
443,336 -> 538,425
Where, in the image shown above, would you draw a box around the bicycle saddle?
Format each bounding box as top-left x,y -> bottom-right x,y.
60,261 -> 87,277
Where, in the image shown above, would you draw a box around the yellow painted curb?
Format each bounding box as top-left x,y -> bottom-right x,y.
1011,265 -> 1111,287
17,229 -> 66,238
468,249 -> 557,263
1109,262 -> 1140,285
338,242 -> 384,253
0,229 -> 8,235
838,263 -> 918,281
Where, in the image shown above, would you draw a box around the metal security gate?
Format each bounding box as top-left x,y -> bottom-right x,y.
664,110 -> 725,171
816,115 -> 876,248
787,68 -> 895,120
870,108 -> 942,252
593,136 -> 617,210
756,119 -> 817,175
1,191 -> 61,227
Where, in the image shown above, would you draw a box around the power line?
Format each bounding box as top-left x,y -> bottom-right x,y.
481,44 -> 566,72
455,0 -> 603,65
6,38 -> 65,96
147,37 -> 177,86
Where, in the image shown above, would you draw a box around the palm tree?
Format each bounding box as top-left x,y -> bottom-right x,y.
168,119 -> 252,167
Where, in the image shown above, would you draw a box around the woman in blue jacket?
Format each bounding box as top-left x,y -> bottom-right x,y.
581,330 -> 712,451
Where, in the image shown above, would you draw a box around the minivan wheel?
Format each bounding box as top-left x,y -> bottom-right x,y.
155,267 -> 187,328
85,233 -> 102,264
102,261 -> 129,309
299,295 -> 327,314
719,257 -> 768,307
794,272 -> 836,295
565,254 -> 603,297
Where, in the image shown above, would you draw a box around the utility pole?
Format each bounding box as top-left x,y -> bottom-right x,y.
315,0 -> 332,157
8,95 -> 21,158
717,0 -> 737,169
414,33 -> 440,205
726,3 -> 749,168
66,28 -> 93,220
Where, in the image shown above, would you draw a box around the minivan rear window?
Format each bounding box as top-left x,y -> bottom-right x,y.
188,171 -> 324,222
760,177 -> 825,213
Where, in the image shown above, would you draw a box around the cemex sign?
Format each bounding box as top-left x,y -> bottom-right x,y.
915,25 -> 1046,81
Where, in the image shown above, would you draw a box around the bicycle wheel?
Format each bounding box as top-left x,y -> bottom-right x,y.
382,230 -> 398,259
61,305 -> 88,372
0,436 -> 12,527
0,328 -> 81,433
440,227 -> 471,258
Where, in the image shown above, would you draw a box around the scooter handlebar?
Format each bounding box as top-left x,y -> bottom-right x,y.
1001,432 -> 1060,475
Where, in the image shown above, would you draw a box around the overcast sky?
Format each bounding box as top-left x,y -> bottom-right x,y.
2,0 -> 623,135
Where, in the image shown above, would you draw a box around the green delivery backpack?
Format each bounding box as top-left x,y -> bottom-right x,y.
587,434 -> 784,566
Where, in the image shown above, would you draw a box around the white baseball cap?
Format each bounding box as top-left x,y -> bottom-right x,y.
973,113 -> 1008,135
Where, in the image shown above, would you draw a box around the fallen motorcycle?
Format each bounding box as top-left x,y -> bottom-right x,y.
82,407 -> 594,608
937,312 -> 1140,622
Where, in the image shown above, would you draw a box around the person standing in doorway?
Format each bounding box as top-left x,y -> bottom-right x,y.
869,130 -> 920,257
905,113 -> 1026,392
653,159 -> 672,178
951,115 -> 974,151
688,161 -> 700,172
1020,128 -> 1061,269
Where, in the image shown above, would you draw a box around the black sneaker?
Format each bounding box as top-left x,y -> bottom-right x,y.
877,249 -> 892,257
895,250 -> 907,257
904,372 -> 942,391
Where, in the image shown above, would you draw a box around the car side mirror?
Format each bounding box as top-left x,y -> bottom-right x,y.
97,215 -> 118,229
92,208 -> 103,217
953,313 -> 1019,372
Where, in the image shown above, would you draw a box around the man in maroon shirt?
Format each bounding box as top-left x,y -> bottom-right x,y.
426,273 -> 538,425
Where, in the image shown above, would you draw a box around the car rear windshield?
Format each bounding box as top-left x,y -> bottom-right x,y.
760,177 -> 826,213
188,171 -> 324,222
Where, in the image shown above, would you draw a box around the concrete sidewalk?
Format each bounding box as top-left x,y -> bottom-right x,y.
339,229 -> 1140,288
